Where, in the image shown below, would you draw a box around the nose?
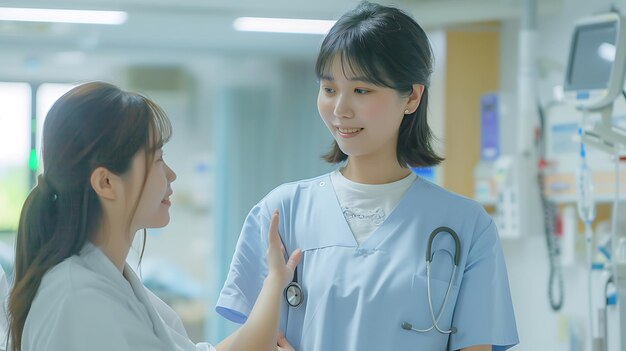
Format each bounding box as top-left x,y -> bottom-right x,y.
333,94 -> 354,119
166,164 -> 177,183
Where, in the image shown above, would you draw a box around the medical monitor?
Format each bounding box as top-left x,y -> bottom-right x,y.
564,13 -> 626,110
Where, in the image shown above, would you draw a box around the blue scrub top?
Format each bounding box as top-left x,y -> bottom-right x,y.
216,174 -> 519,351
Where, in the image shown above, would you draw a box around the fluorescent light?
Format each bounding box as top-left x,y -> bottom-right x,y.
0,7 -> 128,25
233,17 -> 335,35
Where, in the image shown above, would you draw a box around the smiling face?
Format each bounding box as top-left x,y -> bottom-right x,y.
317,56 -> 412,162
126,148 -> 177,231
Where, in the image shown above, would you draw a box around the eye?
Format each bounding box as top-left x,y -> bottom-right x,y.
354,88 -> 369,94
323,87 -> 335,94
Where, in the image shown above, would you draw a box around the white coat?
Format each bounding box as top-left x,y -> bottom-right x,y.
22,243 -> 214,351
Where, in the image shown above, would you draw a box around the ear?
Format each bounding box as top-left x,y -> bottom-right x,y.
90,167 -> 117,201
405,84 -> 425,114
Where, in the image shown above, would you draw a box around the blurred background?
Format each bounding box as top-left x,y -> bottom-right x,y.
0,0 -> 625,350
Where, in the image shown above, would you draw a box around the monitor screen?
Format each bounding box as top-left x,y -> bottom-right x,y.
566,21 -> 617,91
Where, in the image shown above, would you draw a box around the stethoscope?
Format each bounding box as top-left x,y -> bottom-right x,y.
283,225 -> 462,335
280,232 -> 304,308
284,267 -> 304,308
401,226 -> 461,335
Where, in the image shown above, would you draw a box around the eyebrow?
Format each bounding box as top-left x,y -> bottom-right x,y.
319,74 -> 376,84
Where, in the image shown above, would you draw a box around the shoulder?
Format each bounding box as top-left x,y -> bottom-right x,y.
39,256 -> 115,295
252,173 -> 331,216
416,178 -> 488,215
413,177 -> 493,234
29,257 -> 127,321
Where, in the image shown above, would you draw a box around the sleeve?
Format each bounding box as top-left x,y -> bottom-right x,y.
147,289 -> 188,337
147,289 -> 217,351
0,267 -> 8,351
448,219 -> 519,351
215,204 -> 270,324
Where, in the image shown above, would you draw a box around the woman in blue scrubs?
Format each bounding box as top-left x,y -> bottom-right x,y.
217,2 -> 519,350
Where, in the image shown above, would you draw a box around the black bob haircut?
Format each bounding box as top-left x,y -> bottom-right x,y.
315,1 -> 443,168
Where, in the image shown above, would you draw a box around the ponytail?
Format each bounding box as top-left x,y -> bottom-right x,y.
9,175 -> 95,351
9,176 -> 61,351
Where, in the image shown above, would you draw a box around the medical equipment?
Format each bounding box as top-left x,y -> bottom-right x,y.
279,230 -> 304,308
284,268 -> 304,308
564,12 -> 626,111
565,12 -> 626,155
577,126 -> 600,350
401,227 -> 460,335
562,11 -> 626,351
537,101 -> 565,311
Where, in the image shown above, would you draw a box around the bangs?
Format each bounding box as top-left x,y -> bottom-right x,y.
144,98 -> 172,153
315,28 -> 396,89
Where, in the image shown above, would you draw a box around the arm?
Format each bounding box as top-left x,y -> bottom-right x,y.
448,215 -> 518,350
216,211 -> 301,351
460,345 -> 490,351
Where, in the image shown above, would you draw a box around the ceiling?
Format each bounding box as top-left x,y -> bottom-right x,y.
0,0 -> 562,58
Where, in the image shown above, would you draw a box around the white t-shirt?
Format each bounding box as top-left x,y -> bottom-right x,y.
330,169 -> 416,245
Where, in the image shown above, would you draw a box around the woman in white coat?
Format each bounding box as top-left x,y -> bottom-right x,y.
7,82 -> 301,351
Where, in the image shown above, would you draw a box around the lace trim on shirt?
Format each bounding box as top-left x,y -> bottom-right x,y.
342,207 -> 386,226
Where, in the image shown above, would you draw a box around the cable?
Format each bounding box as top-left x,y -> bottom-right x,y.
536,102 -> 564,311
610,148 -> 620,305
578,109 -> 597,346
604,275 -> 614,346
540,175 -> 564,310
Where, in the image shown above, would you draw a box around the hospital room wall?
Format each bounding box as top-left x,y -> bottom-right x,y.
0,53 -> 337,341
0,29 -> 448,341
495,1 -> 620,350
443,26 -> 499,197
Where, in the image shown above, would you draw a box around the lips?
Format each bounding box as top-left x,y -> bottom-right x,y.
162,191 -> 172,205
337,127 -> 362,134
336,126 -> 363,138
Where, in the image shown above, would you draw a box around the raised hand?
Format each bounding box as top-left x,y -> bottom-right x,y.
266,210 -> 302,288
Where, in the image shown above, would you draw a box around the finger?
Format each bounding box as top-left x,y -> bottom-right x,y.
277,334 -> 293,349
268,210 -> 280,248
286,249 -> 302,273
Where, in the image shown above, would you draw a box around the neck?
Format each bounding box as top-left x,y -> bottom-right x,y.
342,155 -> 411,184
91,215 -> 135,272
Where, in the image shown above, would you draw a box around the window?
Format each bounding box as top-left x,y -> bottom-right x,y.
36,83 -> 76,171
0,82 -> 75,232
0,83 -> 31,232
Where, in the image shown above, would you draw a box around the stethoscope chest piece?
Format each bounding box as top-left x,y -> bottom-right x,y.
284,282 -> 304,307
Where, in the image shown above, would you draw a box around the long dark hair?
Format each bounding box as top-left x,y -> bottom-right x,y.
316,1 -> 443,167
8,82 -> 171,350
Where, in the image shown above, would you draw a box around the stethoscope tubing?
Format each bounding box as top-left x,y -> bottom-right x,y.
283,226 -> 461,335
